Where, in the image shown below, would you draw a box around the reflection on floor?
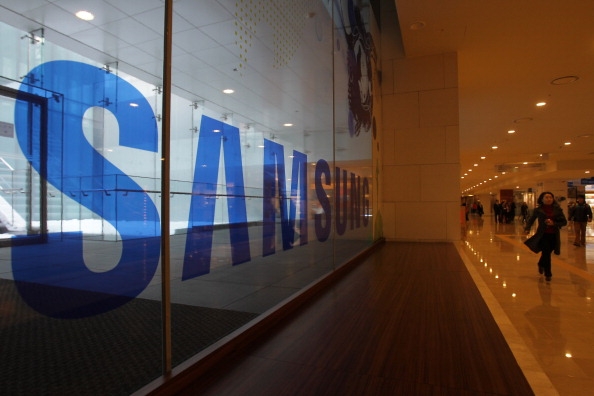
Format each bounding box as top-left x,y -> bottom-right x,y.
459,214 -> 594,396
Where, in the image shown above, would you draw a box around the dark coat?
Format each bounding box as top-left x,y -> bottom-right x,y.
569,202 -> 593,222
524,204 -> 567,255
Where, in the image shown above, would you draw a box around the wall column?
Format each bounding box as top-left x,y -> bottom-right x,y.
381,52 -> 460,241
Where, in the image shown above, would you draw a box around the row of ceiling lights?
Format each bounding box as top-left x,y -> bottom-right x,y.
462,75 -> 592,194
460,101 -> 554,194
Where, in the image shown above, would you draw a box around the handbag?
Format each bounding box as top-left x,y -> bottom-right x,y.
524,234 -> 541,253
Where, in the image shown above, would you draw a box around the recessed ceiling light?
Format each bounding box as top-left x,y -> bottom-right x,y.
491,145 -> 498,149
223,89 -> 234,94
480,156 -> 486,160
508,130 -> 515,134
551,75 -> 579,85
536,102 -> 546,107
283,123 -> 293,127
75,10 -> 94,21
564,142 -> 571,145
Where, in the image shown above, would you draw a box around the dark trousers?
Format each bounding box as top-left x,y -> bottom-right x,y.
538,233 -> 555,277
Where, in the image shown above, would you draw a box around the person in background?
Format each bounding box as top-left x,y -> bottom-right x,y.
520,202 -> 528,223
476,200 -> 484,217
524,192 -> 568,282
493,200 -> 502,223
501,200 -> 509,223
569,194 -> 592,247
506,200 -> 516,224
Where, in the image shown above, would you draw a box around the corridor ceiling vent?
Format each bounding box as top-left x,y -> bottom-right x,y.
496,162 -> 546,172
551,75 -> 579,85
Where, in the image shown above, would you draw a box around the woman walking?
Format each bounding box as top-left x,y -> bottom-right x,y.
524,192 -> 567,281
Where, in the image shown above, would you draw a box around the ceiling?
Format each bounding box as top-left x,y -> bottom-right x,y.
395,0 -> 594,196
1,0 -> 593,197
0,0 -> 344,160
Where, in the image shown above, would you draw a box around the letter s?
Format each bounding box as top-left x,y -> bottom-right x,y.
13,61 -> 160,318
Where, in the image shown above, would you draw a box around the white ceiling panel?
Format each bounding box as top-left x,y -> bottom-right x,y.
173,28 -> 221,53
99,18 -> 162,46
21,3 -> 91,35
174,0 -> 234,29
0,0 -> 48,14
53,0 -> 124,26
73,27 -> 123,55
104,0 -> 163,16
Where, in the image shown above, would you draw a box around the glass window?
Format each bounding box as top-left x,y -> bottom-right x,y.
0,1 -> 378,393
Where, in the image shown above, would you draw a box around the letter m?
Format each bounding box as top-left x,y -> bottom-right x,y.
262,139 -> 307,256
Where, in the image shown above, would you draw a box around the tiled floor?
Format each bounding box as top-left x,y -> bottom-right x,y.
458,214 -> 594,396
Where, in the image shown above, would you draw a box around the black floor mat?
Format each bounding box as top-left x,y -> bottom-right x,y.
0,279 -> 258,395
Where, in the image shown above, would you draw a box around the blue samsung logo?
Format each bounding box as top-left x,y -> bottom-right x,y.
12,60 -> 369,318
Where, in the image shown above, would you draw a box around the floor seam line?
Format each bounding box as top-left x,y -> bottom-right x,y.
455,242 -> 559,396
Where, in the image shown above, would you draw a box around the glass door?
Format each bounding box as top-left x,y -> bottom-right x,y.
0,85 -> 47,246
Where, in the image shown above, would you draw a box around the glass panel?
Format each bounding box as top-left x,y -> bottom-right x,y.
0,12 -> 165,394
0,0 -> 378,392
333,0 -> 377,263
167,0 -> 339,365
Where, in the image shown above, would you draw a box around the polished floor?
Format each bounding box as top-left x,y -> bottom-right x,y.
460,214 -> 594,396
168,213 -> 594,395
